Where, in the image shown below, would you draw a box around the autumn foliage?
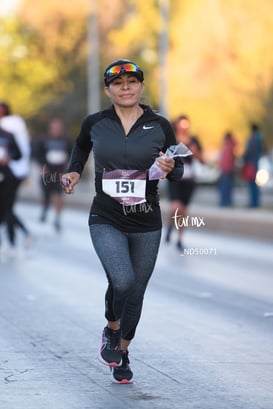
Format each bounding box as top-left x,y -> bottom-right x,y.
1,0 -> 273,152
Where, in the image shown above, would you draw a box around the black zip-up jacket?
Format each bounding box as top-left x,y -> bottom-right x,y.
68,105 -> 184,232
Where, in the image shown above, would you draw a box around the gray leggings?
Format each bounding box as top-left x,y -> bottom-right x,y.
89,224 -> 161,341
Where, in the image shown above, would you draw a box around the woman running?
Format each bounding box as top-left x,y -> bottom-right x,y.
62,59 -> 184,383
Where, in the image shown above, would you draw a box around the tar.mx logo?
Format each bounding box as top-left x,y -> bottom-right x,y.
41,165 -> 62,186
172,208 -> 205,229
122,202 -> 153,216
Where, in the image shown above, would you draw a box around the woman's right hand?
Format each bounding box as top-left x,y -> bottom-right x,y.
61,172 -> 80,194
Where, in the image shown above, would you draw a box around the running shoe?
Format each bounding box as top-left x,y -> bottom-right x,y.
99,326 -> 122,367
110,350 -> 133,384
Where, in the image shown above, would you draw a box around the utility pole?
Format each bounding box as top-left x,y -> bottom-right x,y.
87,1 -> 100,114
158,0 -> 170,118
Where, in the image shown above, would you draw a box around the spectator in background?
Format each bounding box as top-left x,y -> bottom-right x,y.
0,102 -> 32,251
165,115 -> 204,251
218,131 -> 237,207
242,123 -> 263,208
34,117 -> 70,232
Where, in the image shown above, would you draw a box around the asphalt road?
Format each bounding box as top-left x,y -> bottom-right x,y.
0,203 -> 273,409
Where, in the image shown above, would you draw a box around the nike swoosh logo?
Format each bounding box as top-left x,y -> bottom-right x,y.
143,125 -> 154,130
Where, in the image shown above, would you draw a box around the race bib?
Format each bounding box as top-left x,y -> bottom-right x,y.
46,150 -> 68,165
102,169 -> 147,206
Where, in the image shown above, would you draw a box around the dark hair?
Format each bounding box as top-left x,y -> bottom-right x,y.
173,115 -> 190,130
0,102 -> 11,116
224,131 -> 233,140
251,123 -> 259,132
190,136 -> 203,152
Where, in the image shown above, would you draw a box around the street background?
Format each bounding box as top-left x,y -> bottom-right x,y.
1,167 -> 273,409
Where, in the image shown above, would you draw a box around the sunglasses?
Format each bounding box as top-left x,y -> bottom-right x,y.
105,63 -> 141,79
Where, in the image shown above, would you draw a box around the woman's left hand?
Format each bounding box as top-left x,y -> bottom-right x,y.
156,151 -> 175,179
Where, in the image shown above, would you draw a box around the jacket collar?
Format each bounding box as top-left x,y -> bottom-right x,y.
102,104 -> 160,123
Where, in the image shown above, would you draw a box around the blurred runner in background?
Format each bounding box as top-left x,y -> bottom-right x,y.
165,115 -> 204,251
0,102 -> 32,252
0,121 -> 21,253
35,117 -> 70,232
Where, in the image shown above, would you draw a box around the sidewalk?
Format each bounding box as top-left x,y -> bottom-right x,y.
18,164 -> 273,241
